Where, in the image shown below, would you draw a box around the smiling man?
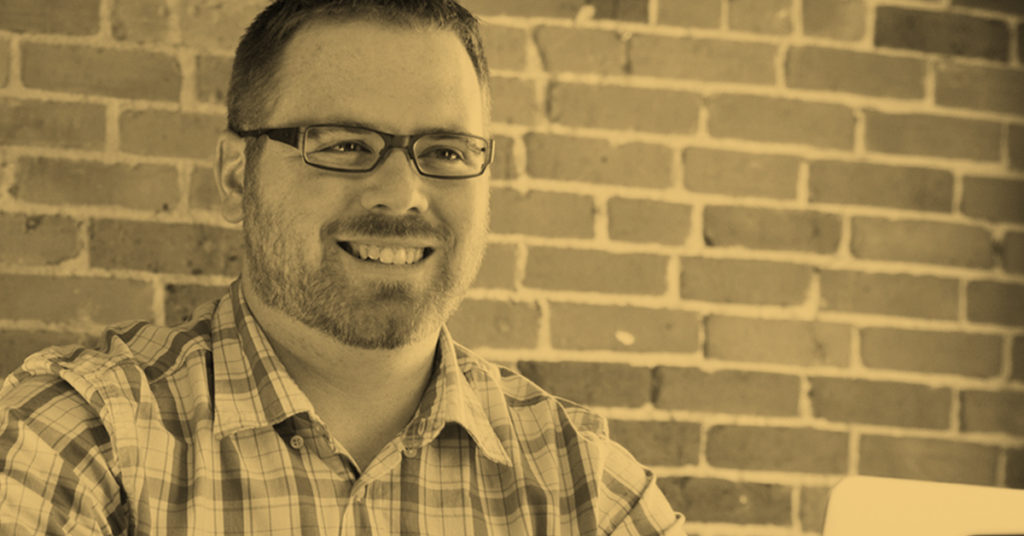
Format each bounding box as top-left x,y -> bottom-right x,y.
0,1 -> 684,534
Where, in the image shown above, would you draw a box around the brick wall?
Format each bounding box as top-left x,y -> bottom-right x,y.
1,0 -> 1022,533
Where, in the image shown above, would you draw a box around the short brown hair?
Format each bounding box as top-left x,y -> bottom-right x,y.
227,0 -> 490,132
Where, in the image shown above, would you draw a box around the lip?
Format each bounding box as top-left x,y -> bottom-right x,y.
335,237 -> 438,250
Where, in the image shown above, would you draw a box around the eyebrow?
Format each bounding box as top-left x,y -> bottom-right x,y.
302,119 -> 480,138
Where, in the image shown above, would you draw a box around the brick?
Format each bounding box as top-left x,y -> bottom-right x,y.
460,0 -> 586,17
490,188 -> 593,238
549,83 -> 701,135
516,361 -> 650,407
860,435 -> 998,485
851,217 -> 994,268
1015,338 -> 1024,383
680,258 -> 813,305
196,54 -> 232,105
112,0 -> 170,43
534,27 -> 625,75
729,0 -> 792,34
0,214 -> 80,266
865,111 -> 1001,161
803,0 -> 866,41
862,328 -> 1002,378
1011,124 -> 1024,171
14,157 -> 179,212
967,281 -> 1024,326
707,426 -> 847,473
876,7 -> 1009,61
808,160 -> 953,212
490,136 -> 516,180
657,478 -> 791,525
608,420 -> 700,466
22,43 -> 181,101
479,25 -> 526,71
524,134 -> 672,188
90,220 -> 243,276
0,38 -> 9,87
654,367 -> 801,416
471,243 -> 517,290
0,0 -> 100,34
684,148 -> 799,199
963,390 -> 1024,436
630,35 -> 776,84
1008,449 -> 1024,489
821,270 -> 959,319
491,77 -> 536,125
787,47 -> 925,98
951,0 -> 1024,15
1005,232 -> 1024,273
446,299 -> 541,349
180,0 -> 266,50
591,0 -> 647,21
120,111 -> 223,159
707,316 -> 850,367
0,330 -> 86,378
937,62 -> 1024,115
809,377 -> 951,428
659,0 -> 720,28
0,274 -> 153,324
524,247 -> 667,294
800,487 -> 831,533
189,166 -> 219,211
704,206 -> 842,253
164,284 -> 225,325
962,176 -> 1024,224
708,95 -> 854,149
1019,22 -> 1024,67
549,303 -> 700,352
607,197 -> 691,245
0,99 -> 105,150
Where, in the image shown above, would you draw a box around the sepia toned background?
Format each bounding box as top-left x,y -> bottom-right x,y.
1,0 -> 1023,533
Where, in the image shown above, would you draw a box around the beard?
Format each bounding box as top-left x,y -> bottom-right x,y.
241,168 -> 485,349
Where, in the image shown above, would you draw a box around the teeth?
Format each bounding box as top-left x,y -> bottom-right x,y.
348,242 -> 426,265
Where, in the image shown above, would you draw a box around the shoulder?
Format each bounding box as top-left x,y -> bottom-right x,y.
1,298 -> 219,429
453,344 -> 684,531
454,342 -> 609,441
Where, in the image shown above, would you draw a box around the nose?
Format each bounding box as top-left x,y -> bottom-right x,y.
359,149 -> 429,215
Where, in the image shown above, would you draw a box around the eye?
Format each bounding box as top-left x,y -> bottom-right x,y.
422,147 -> 465,161
328,141 -> 372,153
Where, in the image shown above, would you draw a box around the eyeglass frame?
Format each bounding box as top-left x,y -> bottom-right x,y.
231,124 -> 495,179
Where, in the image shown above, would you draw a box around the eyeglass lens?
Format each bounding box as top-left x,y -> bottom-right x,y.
303,125 -> 489,177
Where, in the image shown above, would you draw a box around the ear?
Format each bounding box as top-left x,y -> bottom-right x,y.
215,130 -> 248,223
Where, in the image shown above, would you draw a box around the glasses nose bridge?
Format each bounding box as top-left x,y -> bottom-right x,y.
378,132 -> 418,164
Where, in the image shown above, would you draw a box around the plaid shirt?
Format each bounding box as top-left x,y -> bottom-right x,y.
0,280 -> 685,535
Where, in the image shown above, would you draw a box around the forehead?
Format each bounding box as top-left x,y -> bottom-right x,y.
267,19 -> 485,134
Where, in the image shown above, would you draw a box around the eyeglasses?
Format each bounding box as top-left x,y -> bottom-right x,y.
233,124 -> 494,179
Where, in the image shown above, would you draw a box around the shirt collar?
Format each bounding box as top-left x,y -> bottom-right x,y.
211,280 -> 316,438
210,280 -> 512,467
398,326 -> 512,466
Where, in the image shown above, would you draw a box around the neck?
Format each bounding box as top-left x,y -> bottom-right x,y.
239,275 -> 439,409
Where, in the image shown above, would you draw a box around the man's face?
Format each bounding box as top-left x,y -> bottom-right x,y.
241,20 -> 489,349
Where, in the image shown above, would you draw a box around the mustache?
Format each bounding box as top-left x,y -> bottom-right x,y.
324,213 -> 450,242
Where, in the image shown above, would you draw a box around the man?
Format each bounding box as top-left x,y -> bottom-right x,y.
0,1 -> 685,533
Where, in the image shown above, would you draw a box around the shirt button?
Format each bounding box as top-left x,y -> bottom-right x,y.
289,435 -> 304,449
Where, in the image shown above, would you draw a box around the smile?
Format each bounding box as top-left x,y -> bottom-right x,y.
338,241 -> 434,265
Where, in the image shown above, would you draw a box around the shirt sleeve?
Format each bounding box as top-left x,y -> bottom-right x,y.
0,375 -> 129,536
597,439 -> 686,536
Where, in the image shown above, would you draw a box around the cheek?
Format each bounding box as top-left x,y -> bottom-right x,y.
441,182 -> 489,238
250,173 -> 347,263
